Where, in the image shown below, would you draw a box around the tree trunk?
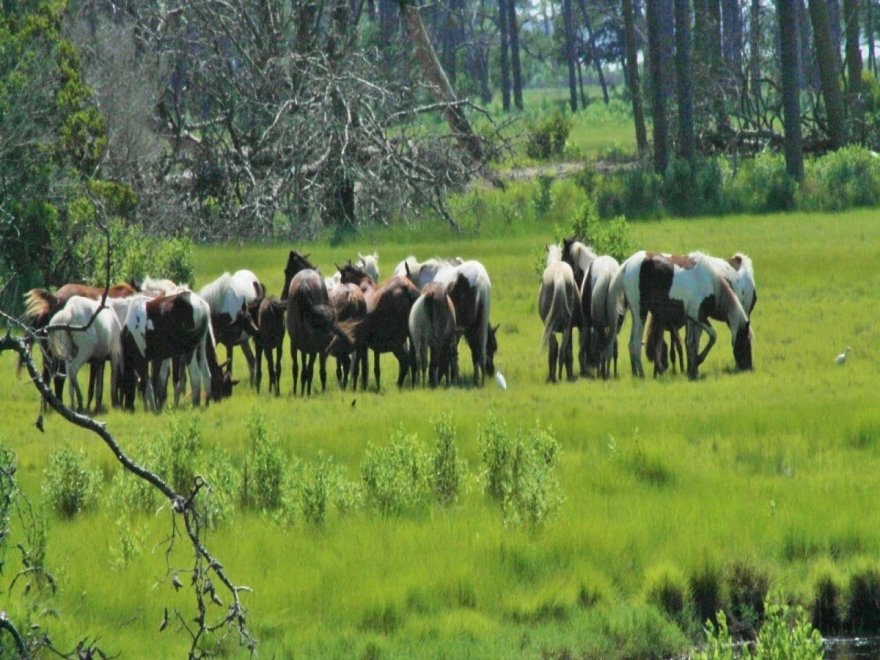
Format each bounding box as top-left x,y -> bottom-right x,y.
749,0 -> 761,100
808,0 -> 848,147
647,0 -> 670,172
624,0 -> 649,157
797,0 -> 812,89
827,0 -> 842,54
498,0 -> 511,112
507,0 -> 524,110
779,0 -> 805,179
578,0 -> 611,103
843,0 -> 863,136
563,0 -> 579,112
721,0 -> 743,85
675,0 -> 696,168
706,0 -> 730,129
868,0 -> 876,75
400,2 -> 485,163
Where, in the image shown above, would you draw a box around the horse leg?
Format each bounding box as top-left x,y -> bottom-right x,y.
395,346 -> 409,388
291,344 -> 299,396
548,334 -> 559,383
273,343 -> 283,396
187,353 -> 202,406
695,321 -> 716,366
685,320 -> 702,380
240,339 -> 257,387
629,312 -> 646,378
318,352 -> 327,393
86,363 -> 97,412
373,350 -> 381,392
302,352 -> 313,396
255,344 -> 264,394
92,362 -> 106,414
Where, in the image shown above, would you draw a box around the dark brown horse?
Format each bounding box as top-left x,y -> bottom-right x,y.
254,296 -> 286,395
328,280 -> 367,389
337,264 -> 419,391
283,251 -> 348,396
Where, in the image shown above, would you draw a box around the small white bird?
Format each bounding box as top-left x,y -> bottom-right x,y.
835,347 -> 854,365
495,371 -> 507,390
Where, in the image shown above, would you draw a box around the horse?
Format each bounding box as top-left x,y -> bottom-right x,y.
46,296 -> 123,413
337,264 -> 419,391
408,282 -> 457,387
283,250 -> 349,396
538,245 -> 578,383
139,276 -> 184,297
24,282 -> 138,406
199,270 -> 263,386
610,251 -> 752,379
579,255 -> 621,378
328,281 -> 367,389
355,252 -> 380,283
254,296 -> 287,395
561,238 -> 598,287
393,256 -> 462,291
433,260 -> 497,386
120,289 -> 223,409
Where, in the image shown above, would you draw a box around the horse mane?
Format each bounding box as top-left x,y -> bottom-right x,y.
546,244 -> 563,265
715,270 -> 748,330
199,273 -> 233,309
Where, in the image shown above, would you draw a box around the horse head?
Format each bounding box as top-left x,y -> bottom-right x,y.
733,321 -> 753,371
485,323 -> 500,376
338,263 -> 373,288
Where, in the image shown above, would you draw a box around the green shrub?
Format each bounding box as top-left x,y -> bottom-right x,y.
298,453 -> 357,525
361,428 -> 432,516
728,152 -> 796,213
663,158 -> 696,217
432,414 -> 466,507
154,414 -> 201,495
241,409 -> 288,512
726,559 -> 770,635
845,560 -> 880,633
479,415 -> 564,528
526,111 -> 571,160
801,146 -> 880,211
42,446 -> 100,518
644,564 -> 691,623
201,446 -> 241,529
532,174 -> 555,217
622,165 -> 663,218
695,602 -> 822,659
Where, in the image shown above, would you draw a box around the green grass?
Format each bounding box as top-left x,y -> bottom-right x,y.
1,204 -> 879,656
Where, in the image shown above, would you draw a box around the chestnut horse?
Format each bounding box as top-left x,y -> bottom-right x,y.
328,280 -> 367,389
254,296 -> 287,395
283,251 -> 348,396
337,264 -> 419,391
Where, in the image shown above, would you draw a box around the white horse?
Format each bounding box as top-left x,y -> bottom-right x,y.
199,269 -> 262,384
355,252 -> 380,283
561,238 -> 598,287
47,296 -> 123,412
140,276 -> 184,297
394,256 -> 461,291
538,245 -> 577,383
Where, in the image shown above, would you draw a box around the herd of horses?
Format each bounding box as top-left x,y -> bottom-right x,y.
22,251 -> 498,413
539,239 -> 756,383
20,239 -> 755,415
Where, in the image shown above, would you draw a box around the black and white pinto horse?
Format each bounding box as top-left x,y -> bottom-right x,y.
610,251 -> 753,379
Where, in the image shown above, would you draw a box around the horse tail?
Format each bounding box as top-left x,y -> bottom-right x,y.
46,309 -> 75,363
24,289 -> 60,328
541,270 -> 570,350
607,261 -> 629,324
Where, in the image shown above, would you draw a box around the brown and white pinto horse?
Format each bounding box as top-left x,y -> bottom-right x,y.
610,251 -> 753,379
538,245 -> 578,383
408,282 -> 457,387
337,263 -> 419,391
121,290 -> 225,409
283,251 -> 348,396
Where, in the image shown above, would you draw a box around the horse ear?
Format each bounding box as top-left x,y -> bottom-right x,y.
492,324 -> 500,333
405,262 -> 411,276
219,359 -> 231,370
289,250 -> 295,259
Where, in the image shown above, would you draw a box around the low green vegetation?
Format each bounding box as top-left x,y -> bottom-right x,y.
1,194 -> 879,656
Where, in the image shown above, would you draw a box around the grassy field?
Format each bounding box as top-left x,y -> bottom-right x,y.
2,202 -> 879,657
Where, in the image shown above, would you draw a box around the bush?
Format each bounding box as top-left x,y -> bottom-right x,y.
622,165 -> 663,218
42,446 -> 101,518
695,602 -> 823,660
691,561 -> 725,629
153,414 -> 201,495
361,429 -> 432,516
801,146 -> 880,211
810,560 -> 845,633
662,158 -> 696,217
728,152 -> 796,213
726,559 -> 770,635
201,446 -> 242,529
432,414 -> 466,507
241,409 -> 288,512
525,111 -> 571,160
479,415 -> 564,528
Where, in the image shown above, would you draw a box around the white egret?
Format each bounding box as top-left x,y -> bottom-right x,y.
495,371 -> 507,390
835,347 -> 854,365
